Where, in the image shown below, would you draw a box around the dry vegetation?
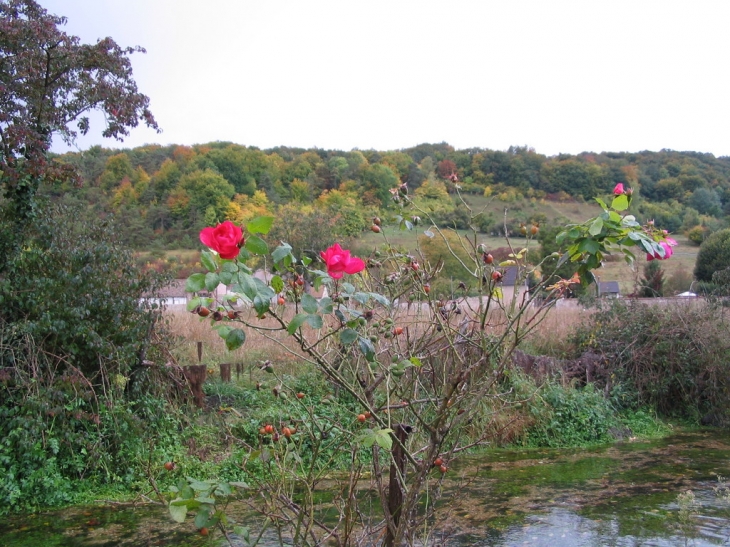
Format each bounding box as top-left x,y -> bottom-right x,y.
164,297 -> 593,377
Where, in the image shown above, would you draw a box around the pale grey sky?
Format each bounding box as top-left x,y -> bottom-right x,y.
42,0 -> 730,157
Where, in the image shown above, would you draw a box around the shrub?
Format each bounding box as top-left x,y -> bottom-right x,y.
695,228 -> 730,282
523,381 -> 616,447
687,225 -> 707,245
0,203 -> 168,381
571,300 -> 730,419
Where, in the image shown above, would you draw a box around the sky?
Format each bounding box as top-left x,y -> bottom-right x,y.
41,0 -> 730,158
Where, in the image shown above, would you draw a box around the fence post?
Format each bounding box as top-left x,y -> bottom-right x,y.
182,365 -> 206,408
219,363 -> 231,382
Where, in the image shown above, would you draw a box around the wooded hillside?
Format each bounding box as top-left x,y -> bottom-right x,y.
48,142 -> 730,251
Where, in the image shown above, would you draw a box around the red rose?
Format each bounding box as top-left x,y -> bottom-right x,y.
320,243 -> 365,279
613,183 -> 625,195
200,221 -> 244,259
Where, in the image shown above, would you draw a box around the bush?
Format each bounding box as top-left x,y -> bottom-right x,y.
694,228 -> 730,282
571,300 -> 730,419
0,335 -> 190,514
687,225 -> 707,245
0,202 -> 185,513
522,380 -> 616,447
0,203 -> 168,381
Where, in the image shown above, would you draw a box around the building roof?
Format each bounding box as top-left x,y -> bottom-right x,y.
598,281 -> 620,294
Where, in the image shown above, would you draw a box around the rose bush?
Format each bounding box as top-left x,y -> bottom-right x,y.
176,185 -> 676,545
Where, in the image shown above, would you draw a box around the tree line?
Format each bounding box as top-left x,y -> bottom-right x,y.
47,142 -> 730,251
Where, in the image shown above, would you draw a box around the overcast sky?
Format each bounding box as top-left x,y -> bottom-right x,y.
42,0 -> 730,158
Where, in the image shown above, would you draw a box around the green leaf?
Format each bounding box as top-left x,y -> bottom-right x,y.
271,275 -> 284,294
205,272 -> 220,292
245,235 -> 269,255
305,314 -> 323,329
272,243 -> 293,264
201,251 -> 217,273
237,272 -> 258,301
188,479 -> 214,491
577,238 -> 600,254
168,500 -> 188,523
215,325 -> 231,338
594,197 -> 608,210
588,217 -> 604,236
225,328 -> 246,351
254,279 -> 276,301
246,216 -> 274,235
186,296 -> 201,312
608,211 -> 622,224
288,313 -> 308,334
186,273 -> 206,293
301,293 -> 318,314
358,336 -> 376,362
194,497 -> 216,505
611,193 -> 629,212
194,506 -> 211,529
319,296 -> 334,314
374,428 -> 393,450
358,428 -> 376,448
253,295 -> 270,318
408,356 -> 422,367
233,526 -> 250,544
222,261 -> 239,273
340,328 -> 358,345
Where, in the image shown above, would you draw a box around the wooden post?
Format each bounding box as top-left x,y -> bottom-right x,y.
235,362 -> 242,381
196,341 -> 203,363
219,362 -> 231,382
182,364 -> 207,408
384,423 -> 412,547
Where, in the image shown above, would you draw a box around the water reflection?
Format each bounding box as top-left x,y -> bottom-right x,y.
445,431 -> 730,546
2,432 -> 729,546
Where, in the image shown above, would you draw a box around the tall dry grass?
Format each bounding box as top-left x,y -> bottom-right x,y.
164,299 -> 590,376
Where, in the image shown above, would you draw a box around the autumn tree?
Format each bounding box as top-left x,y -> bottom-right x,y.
0,0 -> 159,222
178,169 -> 235,226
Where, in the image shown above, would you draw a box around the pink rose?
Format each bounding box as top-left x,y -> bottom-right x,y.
613,183 -> 625,195
646,238 -> 677,261
200,221 -> 244,260
320,243 -> 366,279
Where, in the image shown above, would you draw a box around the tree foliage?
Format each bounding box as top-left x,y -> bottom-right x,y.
0,0 -> 158,220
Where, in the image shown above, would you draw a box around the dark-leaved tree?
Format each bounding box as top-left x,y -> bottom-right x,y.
0,0 -> 159,222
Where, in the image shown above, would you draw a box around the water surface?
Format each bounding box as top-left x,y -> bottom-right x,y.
2,431 -> 729,546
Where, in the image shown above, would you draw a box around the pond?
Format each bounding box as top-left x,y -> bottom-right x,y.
2,430 -> 730,546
